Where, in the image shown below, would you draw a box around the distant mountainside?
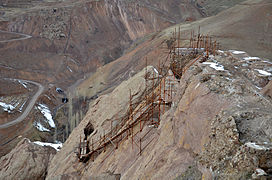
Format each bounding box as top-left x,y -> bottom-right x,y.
0,0 -> 206,157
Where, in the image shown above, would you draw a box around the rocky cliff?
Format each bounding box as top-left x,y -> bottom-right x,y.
45,46 -> 272,179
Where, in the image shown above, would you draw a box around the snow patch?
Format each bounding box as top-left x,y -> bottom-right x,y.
45,95 -> 51,100
0,102 -> 15,113
243,57 -> 260,61
19,101 -> 27,112
33,141 -> 62,151
195,82 -> 200,89
202,62 -> 225,71
153,67 -> 159,74
262,60 -> 272,65
255,69 -> 272,76
18,80 -> 28,88
176,48 -> 205,51
230,50 -> 246,55
245,142 -> 270,150
225,77 -> 232,81
13,101 -> 20,108
69,58 -> 79,65
242,63 -> 248,67
256,168 -> 267,176
255,86 -> 262,90
252,168 -> 267,178
33,122 -> 50,132
176,48 -> 189,51
67,66 -> 73,72
37,104 -> 55,128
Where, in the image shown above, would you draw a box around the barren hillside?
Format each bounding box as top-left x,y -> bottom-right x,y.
44,0 -> 272,179
0,0 -> 206,156
1,0 -> 272,179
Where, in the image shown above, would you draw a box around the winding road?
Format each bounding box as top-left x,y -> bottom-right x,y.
0,79 -> 44,129
0,30 -> 38,129
0,30 -> 32,43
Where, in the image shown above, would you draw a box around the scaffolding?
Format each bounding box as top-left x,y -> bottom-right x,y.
76,26 -> 218,163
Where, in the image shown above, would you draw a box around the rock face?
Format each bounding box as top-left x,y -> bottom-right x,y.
46,47 -> 272,179
71,0 -> 272,143
46,66 -> 159,179
0,138 -> 56,180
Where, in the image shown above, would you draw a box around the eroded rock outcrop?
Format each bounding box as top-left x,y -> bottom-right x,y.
46,66 -> 159,179
46,48 -> 272,179
0,138 -> 56,180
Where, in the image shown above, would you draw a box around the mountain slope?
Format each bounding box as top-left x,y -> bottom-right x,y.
45,0 -> 272,179
0,0 -> 205,156
180,0 -> 272,59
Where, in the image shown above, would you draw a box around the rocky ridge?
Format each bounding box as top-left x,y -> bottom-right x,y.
45,48 -> 272,179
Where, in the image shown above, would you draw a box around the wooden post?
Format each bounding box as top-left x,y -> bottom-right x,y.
131,125 -> 133,149
103,131 -> 106,152
158,77 -> 161,126
151,71 -> 155,125
206,35 -> 209,58
140,138 -> 142,155
129,89 -> 134,149
140,111 -> 142,132
79,135 -> 81,159
145,57 -> 148,106
91,138 -> 94,161
111,120 -> 113,135
190,30 -> 192,48
163,78 -> 166,113
192,30 -> 195,49
210,37 -> 212,50
214,40 -> 217,56
130,89 -> 133,122
177,26 -> 180,58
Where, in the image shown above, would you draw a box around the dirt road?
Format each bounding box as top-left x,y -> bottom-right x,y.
0,79 -> 44,129
0,30 -> 32,43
